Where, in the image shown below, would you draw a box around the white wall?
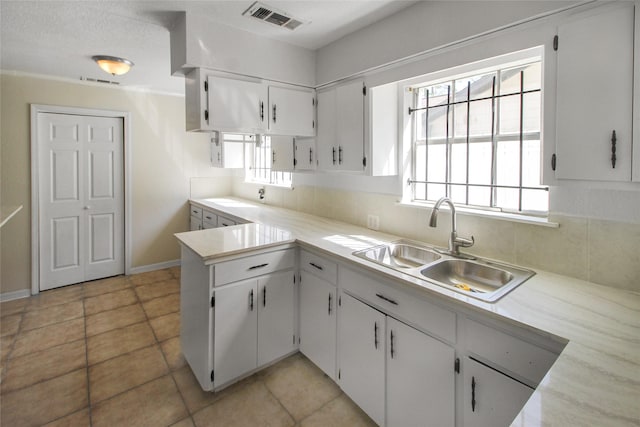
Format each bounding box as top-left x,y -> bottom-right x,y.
0,73 -> 232,295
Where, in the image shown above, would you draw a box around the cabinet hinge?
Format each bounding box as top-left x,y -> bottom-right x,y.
338,295 -> 341,307
553,35 -> 559,51
312,98 -> 315,106
204,80 -> 208,92
362,157 -> 367,167
211,370 -> 214,382
312,120 -> 315,129
293,158 -> 297,167
211,295 -> 215,308
293,334 -> 296,345
298,336 -> 301,344
455,357 -> 460,374
204,110 -> 209,121
362,85 -> 367,96
293,274 -> 296,284
338,369 -> 341,380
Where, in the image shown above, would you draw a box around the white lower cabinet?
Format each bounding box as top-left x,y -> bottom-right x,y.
338,292 -> 455,427
386,316 -> 455,427
338,293 -> 386,426
462,357 -> 533,427
213,270 -> 296,388
299,271 -> 337,379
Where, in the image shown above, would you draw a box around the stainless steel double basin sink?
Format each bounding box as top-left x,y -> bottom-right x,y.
352,240 -> 535,302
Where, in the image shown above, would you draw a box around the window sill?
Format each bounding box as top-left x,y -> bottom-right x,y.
397,200 -> 559,228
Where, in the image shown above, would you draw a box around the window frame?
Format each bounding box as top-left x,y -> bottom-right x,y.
403,48 -> 548,217
244,134 -> 293,188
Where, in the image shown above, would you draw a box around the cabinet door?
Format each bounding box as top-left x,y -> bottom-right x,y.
270,135 -> 295,172
556,4 -> 634,181
269,86 -> 315,136
336,80 -> 365,171
463,357 -> 533,427
294,138 -> 316,170
210,140 -> 223,167
189,215 -> 202,231
299,271 -> 337,379
208,75 -> 268,134
386,317 -> 455,427
316,88 -> 337,170
257,271 -> 296,366
338,293 -> 385,426
213,279 -> 257,388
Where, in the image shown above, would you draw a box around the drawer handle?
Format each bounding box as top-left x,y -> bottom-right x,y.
192,210 -> 198,214
248,263 -> 269,271
309,262 -> 323,271
376,293 -> 398,305
471,376 -> 476,412
205,216 -> 213,220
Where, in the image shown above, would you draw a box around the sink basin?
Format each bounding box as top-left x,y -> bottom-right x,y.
353,240 -> 441,269
420,259 -> 513,294
353,240 -> 534,302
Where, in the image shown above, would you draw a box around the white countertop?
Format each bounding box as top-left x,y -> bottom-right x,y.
178,197 -> 640,426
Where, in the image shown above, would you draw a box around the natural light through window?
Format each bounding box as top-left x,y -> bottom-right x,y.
407,53 -> 548,215
244,135 -> 292,187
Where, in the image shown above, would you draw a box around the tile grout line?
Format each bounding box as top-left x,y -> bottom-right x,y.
131,273 -> 195,426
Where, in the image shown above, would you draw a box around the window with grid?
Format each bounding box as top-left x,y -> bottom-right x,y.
245,135 -> 292,187
408,56 -> 548,214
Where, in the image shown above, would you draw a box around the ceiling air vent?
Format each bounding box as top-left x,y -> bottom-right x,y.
242,1 -> 307,31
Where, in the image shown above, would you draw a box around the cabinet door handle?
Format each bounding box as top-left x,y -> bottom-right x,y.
611,130 -> 617,168
249,289 -> 254,311
248,263 -> 268,271
309,262 -> 323,271
338,146 -> 343,164
272,104 -> 277,123
272,150 -> 276,164
260,101 -> 264,122
471,376 -> 476,412
374,322 -> 378,349
328,293 -> 332,315
263,286 -> 266,307
332,147 -> 336,165
309,147 -> 313,163
390,330 -> 395,359
376,293 -> 398,305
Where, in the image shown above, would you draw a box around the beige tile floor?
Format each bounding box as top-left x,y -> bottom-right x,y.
0,267 -> 375,427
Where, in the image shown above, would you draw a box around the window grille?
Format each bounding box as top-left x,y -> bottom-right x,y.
245,135 -> 292,187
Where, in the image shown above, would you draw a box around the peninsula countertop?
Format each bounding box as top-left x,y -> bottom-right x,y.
180,197 -> 639,427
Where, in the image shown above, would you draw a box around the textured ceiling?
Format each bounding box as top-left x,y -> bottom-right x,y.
0,1 -> 416,94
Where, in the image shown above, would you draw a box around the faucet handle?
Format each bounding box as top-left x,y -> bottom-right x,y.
456,235 -> 475,248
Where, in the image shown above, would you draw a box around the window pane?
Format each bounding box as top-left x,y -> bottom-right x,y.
427,183 -> 446,200
499,94 -> 520,135
523,92 -> 541,133
455,73 -> 496,102
468,142 -> 492,184
427,144 -> 447,182
500,63 -> 541,95
496,188 -> 519,211
453,104 -> 467,138
468,99 -> 492,137
416,110 -> 427,140
522,140 -> 541,187
428,105 -> 449,140
468,187 -> 490,207
522,189 -> 548,212
496,141 -> 520,187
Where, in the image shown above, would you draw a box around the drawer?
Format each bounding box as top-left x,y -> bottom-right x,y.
214,248 -> 295,286
341,266 -> 456,343
300,250 -> 337,285
190,204 -> 203,219
217,215 -> 236,227
464,319 -> 559,386
202,210 -> 218,225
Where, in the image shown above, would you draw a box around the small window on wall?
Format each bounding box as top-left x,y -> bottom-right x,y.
407,51 -> 548,215
245,135 -> 292,187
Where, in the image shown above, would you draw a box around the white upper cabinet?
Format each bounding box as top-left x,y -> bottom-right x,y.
555,3 -> 634,181
317,80 -> 366,172
270,135 -> 296,172
207,75 -> 268,134
185,69 -> 315,136
268,85 -> 316,137
294,137 -> 316,171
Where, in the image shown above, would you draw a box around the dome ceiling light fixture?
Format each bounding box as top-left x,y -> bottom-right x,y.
92,55 -> 134,76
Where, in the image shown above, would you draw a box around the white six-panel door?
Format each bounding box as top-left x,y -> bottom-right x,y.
38,113 -> 124,290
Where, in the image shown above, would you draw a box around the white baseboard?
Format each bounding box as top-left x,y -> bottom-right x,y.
129,259 -> 180,275
0,289 -> 31,302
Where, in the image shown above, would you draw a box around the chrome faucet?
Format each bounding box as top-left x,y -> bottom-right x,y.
428,197 -> 474,256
